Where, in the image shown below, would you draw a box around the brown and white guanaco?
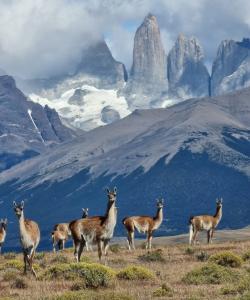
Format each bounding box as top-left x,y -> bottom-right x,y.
0,218 -> 7,254
69,188 -> 117,262
122,198 -> 164,251
189,198 -> 223,245
13,201 -> 40,277
52,208 -> 89,252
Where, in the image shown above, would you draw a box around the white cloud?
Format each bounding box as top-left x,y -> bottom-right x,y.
0,0 -> 249,78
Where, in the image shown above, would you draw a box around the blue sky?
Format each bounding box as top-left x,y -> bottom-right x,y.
0,0 -> 249,78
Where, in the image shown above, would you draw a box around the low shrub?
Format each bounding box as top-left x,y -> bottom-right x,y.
238,292 -> 250,300
196,251 -> 209,262
3,270 -> 18,281
4,259 -> 24,271
185,247 -> 195,255
138,249 -> 165,263
221,276 -> 250,295
182,263 -> 239,285
117,265 -> 154,280
243,251 -> 250,261
50,255 -> 69,264
109,244 -> 121,253
209,251 -> 243,268
11,277 -> 28,289
36,252 -> 45,260
48,291 -> 134,300
153,284 -> 173,297
3,252 -> 16,260
43,262 -> 115,288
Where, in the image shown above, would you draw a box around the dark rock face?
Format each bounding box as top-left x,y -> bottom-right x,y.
124,14 -> 167,109
168,34 -> 210,98
211,38 -> 250,95
76,40 -> 127,88
0,75 -> 75,171
68,88 -> 90,105
101,106 -> 120,124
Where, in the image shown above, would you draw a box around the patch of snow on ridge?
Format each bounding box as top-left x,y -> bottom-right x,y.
29,85 -> 131,131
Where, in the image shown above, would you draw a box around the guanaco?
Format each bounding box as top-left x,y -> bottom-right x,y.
189,198 -> 223,245
0,218 -> 7,254
13,201 -> 40,277
122,198 -> 164,250
52,208 -> 89,252
70,188 -> 117,262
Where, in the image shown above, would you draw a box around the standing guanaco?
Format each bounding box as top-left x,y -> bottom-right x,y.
52,208 -> 89,252
70,188 -> 117,262
189,198 -> 223,245
13,201 -> 40,277
122,198 -> 164,250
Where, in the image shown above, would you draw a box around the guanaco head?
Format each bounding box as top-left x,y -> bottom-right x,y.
13,201 -> 24,219
82,208 -> 89,218
157,198 -> 164,209
0,218 -> 7,230
216,198 -> 223,209
106,187 -> 117,203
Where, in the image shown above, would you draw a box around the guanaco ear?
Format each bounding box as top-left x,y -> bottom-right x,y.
161,198 -> 164,204
113,187 -> 117,194
86,208 -> 89,212
13,201 -> 17,207
4,218 -> 7,224
106,187 -> 110,193
21,200 -> 24,208
220,198 -> 223,203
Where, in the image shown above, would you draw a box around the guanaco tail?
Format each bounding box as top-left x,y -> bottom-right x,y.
51,208 -> 89,252
189,198 -> 223,245
122,198 -> 164,251
0,218 -> 7,254
13,201 -> 40,277
69,188 -> 117,262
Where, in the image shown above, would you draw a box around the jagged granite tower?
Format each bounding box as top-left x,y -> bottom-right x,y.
211,38 -> 250,96
167,33 -> 210,99
124,14 -> 167,109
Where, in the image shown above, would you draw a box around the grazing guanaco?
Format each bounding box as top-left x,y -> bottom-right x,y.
13,201 -> 40,277
0,218 -> 7,254
69,188 -> 117,262
189,198 -> 223,245
52,208 -> 89,252
122,198 -> 164,251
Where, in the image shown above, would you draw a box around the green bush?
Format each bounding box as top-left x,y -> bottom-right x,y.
138,249 -> 165,263
243,251 -> 250,261
182,263 -> 239,285
185,247 -> 195,255
153,284 -> 173,297
209,251 -> 243,268
43,262 -> 115,288
117,265 -> 154,280
221,276 -> 250,295
4,259 -> 24,271
49,291 -> 134,300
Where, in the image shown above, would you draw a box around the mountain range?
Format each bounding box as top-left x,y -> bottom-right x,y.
14,14 -> 250,131
0,86 -> 249,248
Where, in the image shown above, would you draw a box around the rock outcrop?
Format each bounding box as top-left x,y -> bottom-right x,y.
168,34 -> 210,98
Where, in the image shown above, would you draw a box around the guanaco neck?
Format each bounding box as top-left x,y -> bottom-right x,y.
18,211 -> 28,238
103,200 -> 117,228
153,207 -> 163,225
214,205 -> 222,224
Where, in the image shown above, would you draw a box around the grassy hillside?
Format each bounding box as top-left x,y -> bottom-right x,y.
0,236 -> 250,299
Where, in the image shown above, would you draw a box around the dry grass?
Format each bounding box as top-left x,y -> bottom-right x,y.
0,239 -> 250,299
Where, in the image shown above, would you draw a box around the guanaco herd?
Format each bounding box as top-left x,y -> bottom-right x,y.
0,187 -> 223,277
